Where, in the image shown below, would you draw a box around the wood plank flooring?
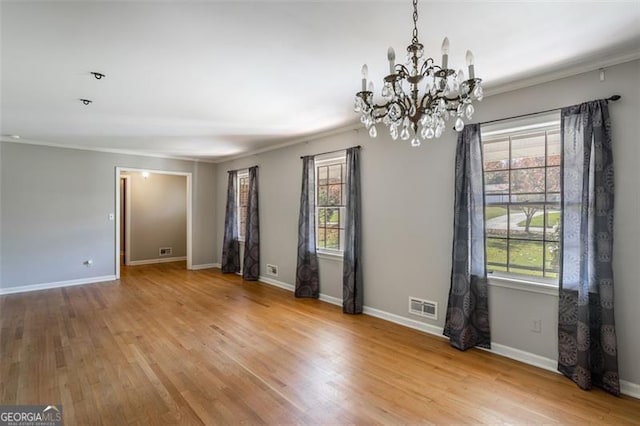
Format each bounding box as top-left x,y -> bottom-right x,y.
1,262 -> 638,424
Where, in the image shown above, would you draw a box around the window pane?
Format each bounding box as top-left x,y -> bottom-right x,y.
318,208 -> 326,226
510,193 -> 545,203
508,240 -> 544,277
326,208 -> 340,227
485,171 -> 509,198
544,206 -> 561,241
547,130 -> 561,166
328,184 -> 342,206
483,138 -> 509,171
511,132 -> 546,168
318,228 -> 326,248
325,229 -> 339,249
329,165 -> 342,183
511,168 -> 545,193
547,166 -> 560,192
547,193 -> 560,202
318,166 -> 328,185
486,205 -> 507,238
545,241 -> 560,278
318,186 -> 328,205
509,204 -> 544,240
486,238 -> 507,273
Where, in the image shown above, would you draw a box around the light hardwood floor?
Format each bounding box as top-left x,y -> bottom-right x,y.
1,262 -> 638,424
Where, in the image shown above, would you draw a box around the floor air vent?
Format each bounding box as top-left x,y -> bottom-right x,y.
409,297 -> 437,320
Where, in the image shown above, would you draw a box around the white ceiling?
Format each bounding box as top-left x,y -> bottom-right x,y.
2,1 -> 639,162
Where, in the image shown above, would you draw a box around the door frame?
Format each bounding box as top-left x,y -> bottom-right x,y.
115,167 -> 193,279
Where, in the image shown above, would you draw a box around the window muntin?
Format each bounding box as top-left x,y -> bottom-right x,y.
237,171 -> 249,240
315,154 -> 346,253
482,117 -> 561,283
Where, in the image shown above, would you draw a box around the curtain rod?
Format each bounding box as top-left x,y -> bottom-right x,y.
227,165 -> 258,173
300,145 -> 361,159
479,95 -> 621,127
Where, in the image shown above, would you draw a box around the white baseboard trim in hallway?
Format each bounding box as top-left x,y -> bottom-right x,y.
0,275 -> 117,296
191,263 -> 221,270
127,256 -> 186,266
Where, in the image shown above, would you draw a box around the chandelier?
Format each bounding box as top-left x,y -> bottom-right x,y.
354,0 -> 483,146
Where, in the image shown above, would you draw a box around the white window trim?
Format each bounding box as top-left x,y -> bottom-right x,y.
488,274 -> 559,297
315,153 -> 346,256
317,249 -> 344,261
481,112 -> 561,289
236,169 -> 249,242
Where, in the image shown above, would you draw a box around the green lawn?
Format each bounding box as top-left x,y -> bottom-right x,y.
517,212 -> 561,228
486,238 -> 558,278
485,206 -> 507,220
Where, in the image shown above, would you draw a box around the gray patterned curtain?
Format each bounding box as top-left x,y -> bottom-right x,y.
343,147 -> 362,314
558,99 -> 619,395
444,123 -> 491,350
342,147 -> 363,314
295,156 -> 319,298
221,170 -> 240,273
242,166 -> 260,281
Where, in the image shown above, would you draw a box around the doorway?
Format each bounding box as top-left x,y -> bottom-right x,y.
115,167 -> 193,279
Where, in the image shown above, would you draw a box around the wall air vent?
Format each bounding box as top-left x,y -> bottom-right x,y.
409,297 -> 437,320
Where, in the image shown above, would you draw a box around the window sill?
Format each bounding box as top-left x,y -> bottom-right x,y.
317,250 -> 343,262
487,274 -> 558,297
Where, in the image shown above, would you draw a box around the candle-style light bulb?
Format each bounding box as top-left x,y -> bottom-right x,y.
465,50 -> 475,79
387,47 -> 396,74
441,37 -> 450,69
368,81 -> 374,93
361,64 -> 368,91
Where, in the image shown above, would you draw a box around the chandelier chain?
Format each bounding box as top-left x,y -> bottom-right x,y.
412,0 -> 419,44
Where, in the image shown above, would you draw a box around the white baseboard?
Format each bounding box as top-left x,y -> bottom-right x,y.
127,256 -> 186,266
0,275 -> 117,296
620,380 -> 640,399
258,275 -> 295,292
255,275 -> 640,399
363,305 -> 446,338
482,343 -> 557,373
191,263 -> 221,270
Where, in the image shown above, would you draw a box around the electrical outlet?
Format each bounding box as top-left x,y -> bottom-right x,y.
531,319 -> 542,333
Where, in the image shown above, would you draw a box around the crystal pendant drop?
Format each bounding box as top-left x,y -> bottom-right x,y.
369,125 -> 377,138
473,85 -> 484,100
390,127 -> 398,140
466,104 -> 475,119
435,125 -> 444,138
400,127 -> 410,140
426,127 -> 435,139
454,117 -> 465,132
411,138 -> 421,147
354,98 -> 361,113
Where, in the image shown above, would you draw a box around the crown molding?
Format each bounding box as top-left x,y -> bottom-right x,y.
211,122 -> 362,164
483,50 -> 640,97
0,138 -> 218,164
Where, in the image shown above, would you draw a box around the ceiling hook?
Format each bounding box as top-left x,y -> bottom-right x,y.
80,98 -> 93,105
91,72 -> 106,80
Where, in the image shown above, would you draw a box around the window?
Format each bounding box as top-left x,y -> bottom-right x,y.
237,170 -> 249,240
315,154 -> 346,253
481,113 -> 561,283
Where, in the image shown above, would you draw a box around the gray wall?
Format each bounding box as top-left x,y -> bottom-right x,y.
127,172 -> 187,262
215,60 -> 640,385
0,143 -> 217,288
